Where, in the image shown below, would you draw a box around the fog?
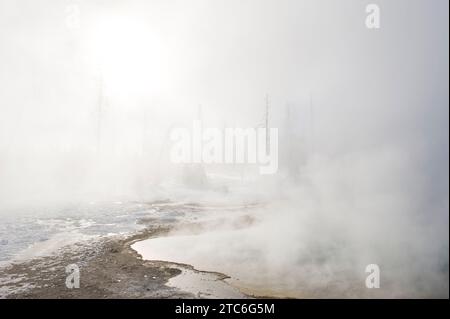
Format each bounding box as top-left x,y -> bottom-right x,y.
0,0 -> 448,297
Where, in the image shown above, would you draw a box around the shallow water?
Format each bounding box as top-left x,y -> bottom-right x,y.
167,265 -> 247,298
0,201 -> 187,264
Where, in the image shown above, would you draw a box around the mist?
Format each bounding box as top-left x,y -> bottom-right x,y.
0,0 -> 448,297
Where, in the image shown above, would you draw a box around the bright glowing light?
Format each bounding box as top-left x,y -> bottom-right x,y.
85,14 -> 166,100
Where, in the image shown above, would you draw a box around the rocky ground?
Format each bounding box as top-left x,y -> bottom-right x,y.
0,226 -> 200,298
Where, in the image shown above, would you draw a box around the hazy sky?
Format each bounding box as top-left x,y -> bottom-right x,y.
0,0 -> 448,206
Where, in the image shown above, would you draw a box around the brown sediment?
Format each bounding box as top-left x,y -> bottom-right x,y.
0,226 -> 194,299
0,203 -> 270,299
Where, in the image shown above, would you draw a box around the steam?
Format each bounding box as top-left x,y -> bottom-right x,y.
0,0 -> 448,297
